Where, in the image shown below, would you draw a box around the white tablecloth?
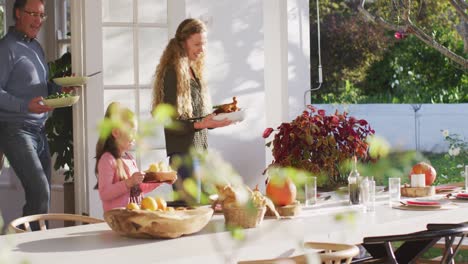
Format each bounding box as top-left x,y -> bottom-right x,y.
1,196 -> 467,264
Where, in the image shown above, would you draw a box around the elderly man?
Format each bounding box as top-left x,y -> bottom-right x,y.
0,0 -> 73,229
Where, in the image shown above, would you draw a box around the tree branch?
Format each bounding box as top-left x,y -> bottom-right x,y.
357,4 -> 399,31
407,23 -> 468,69
359,0 -> 468,70
450,0 -> 468,21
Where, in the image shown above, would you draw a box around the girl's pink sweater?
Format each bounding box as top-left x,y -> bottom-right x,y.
97,152 -> 161,211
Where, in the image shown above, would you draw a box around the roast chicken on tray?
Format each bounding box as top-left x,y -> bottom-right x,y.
213,97 -> 240,114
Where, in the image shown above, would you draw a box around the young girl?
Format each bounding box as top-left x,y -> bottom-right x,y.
95,102 -> 171,211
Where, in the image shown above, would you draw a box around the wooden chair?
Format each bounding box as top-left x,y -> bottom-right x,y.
8,213 -> 104,233
416,223 -> 468,264
237,242 -> 360,264
305,242 -> 360,264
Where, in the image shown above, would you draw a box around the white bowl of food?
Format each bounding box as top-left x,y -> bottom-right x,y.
53,76 -> 88,86
213,109 -> 246,122
43,94 -> 80,108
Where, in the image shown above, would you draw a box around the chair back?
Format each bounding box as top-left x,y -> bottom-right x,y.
8,213 -> 104,233
360,223 -> 468,264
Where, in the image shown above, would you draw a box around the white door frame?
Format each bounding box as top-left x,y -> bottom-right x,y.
71,0 -> 185,218
70,0 -> 104,217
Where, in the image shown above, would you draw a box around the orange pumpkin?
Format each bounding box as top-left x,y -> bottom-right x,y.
410,162 -> 437,186
266,177 -> 297,206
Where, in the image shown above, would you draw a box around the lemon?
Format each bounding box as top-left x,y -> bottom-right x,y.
140,197 -> 158,211
158,161 -> 167,172
148,163 -> 159,173
166,207 -> 175,212
155,197 -> 167,211
126,202 -> 140,210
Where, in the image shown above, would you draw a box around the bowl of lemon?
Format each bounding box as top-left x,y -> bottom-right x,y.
143,162 -> 177,183
104,197 -> 213,239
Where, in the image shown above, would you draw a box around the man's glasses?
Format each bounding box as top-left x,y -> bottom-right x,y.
22,10 -> 47,21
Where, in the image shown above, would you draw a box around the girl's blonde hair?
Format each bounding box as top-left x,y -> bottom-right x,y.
151,18 -> 210,118
94,102 -> 136,189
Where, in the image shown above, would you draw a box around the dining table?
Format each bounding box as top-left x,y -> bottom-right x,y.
1,192 -> 468,264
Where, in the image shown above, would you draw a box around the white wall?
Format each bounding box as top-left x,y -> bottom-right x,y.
186,0 -> 311,189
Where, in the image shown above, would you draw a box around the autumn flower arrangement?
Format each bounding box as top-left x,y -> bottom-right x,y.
263,105 -> 375,187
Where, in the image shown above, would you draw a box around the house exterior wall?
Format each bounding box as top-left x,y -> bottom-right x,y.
186,0 -> 311,188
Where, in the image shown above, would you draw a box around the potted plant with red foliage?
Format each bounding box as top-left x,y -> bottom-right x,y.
263,105 -> 375,188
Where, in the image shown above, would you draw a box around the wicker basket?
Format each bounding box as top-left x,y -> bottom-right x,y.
223,205 -> 266,228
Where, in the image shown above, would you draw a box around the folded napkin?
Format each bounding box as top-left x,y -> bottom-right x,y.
406,200 -> 441,206
456,193 -> 468,198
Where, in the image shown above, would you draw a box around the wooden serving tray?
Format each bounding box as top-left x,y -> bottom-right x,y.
401,186 -> 435,197
104,206 -> 213,239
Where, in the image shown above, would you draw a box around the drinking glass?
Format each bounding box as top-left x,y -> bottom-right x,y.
388,178 -> 401,207
360,176 -> 370,206
305,176 -> 317,206
367,179 -> 376,212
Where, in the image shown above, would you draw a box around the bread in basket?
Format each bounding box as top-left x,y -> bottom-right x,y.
214,185 -> 279,228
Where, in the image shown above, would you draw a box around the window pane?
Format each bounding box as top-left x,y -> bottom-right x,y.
0,5 -> 4,37
102,0 -> 133,23
65,0 -> 70,36
138,0 -> 167,24
139,88 -> 166,147
139,89 -> 153,122
139,27 -> 168,85
103,89 -> 137,115
103,27 -> 134,85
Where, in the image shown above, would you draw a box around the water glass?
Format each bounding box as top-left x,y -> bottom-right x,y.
388,178 -> 401,207
305,176 -> 317,206
367,179 -> 376,212
360,177 -> 370,206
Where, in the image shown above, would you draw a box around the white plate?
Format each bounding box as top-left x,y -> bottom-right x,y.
53,76 -> 88,86
43,96 -> 80,108
414,198 -> 450,204
212,110 -> 245,122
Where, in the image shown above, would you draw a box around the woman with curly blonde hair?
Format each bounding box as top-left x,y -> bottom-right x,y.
151,18 -> 231,194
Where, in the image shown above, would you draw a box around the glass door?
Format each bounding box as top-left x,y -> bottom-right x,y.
0,0 -> 5,37
101,0 -> 169,170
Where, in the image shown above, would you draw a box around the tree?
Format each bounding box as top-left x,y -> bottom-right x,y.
310,0 -> 391,95
358,0 -> 468,70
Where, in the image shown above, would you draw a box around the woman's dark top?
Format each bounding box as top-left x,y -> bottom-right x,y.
162,67 -> 208,156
